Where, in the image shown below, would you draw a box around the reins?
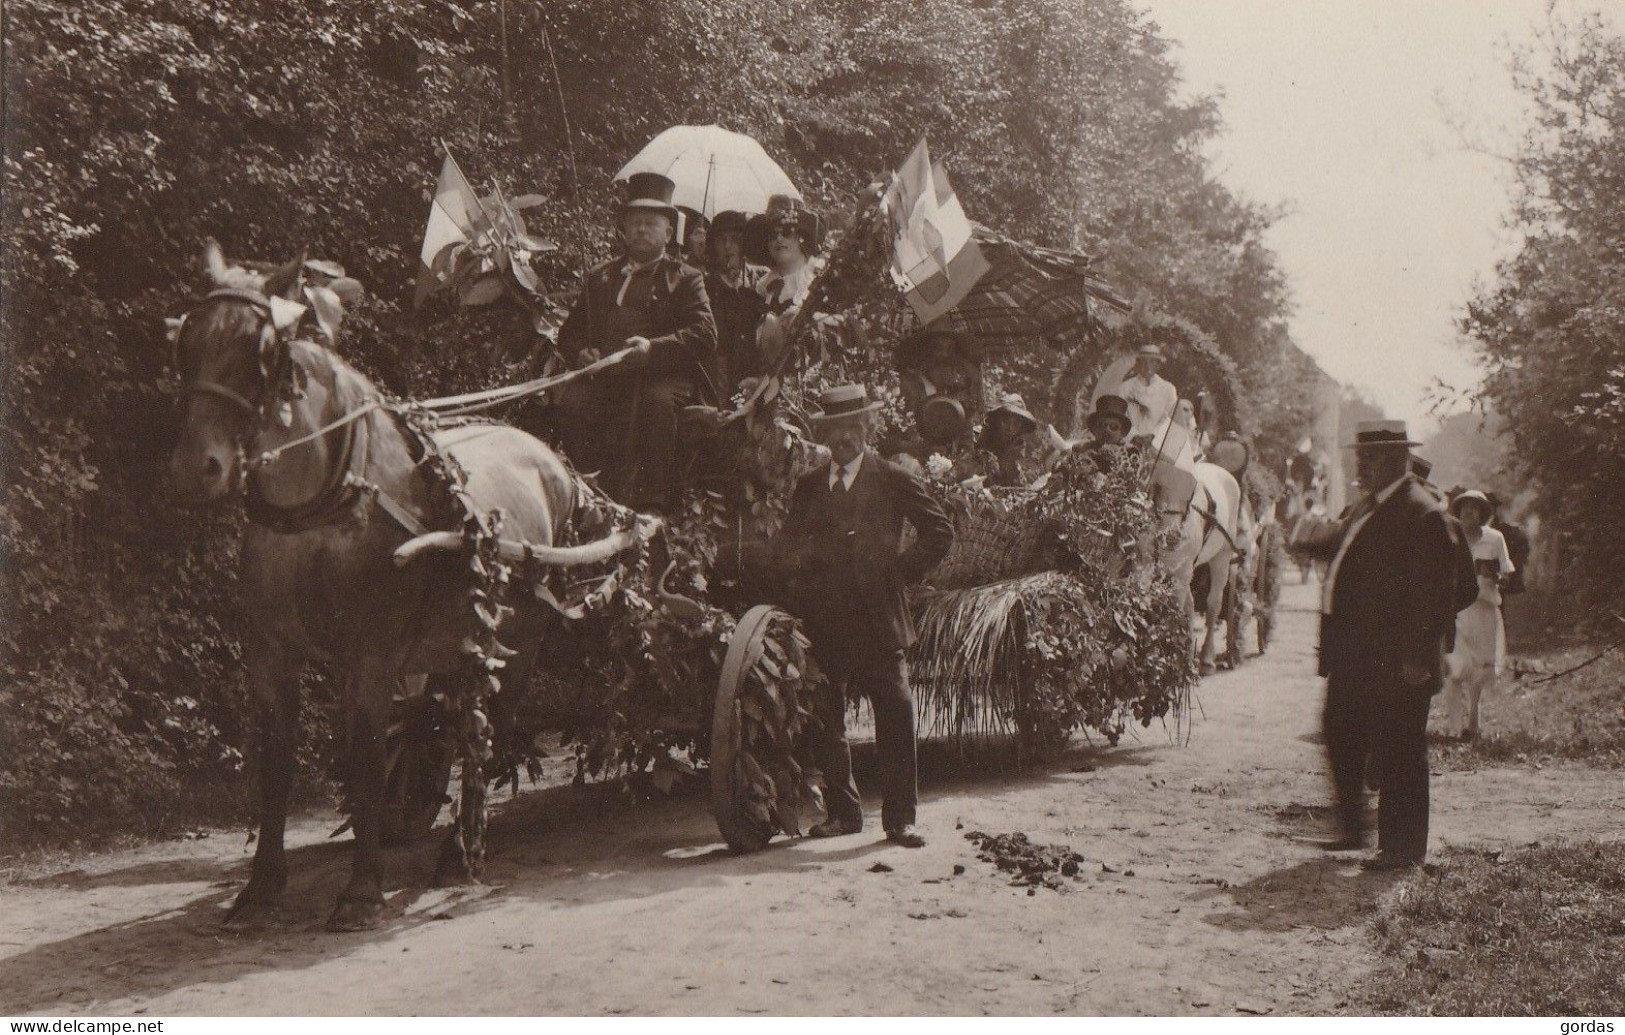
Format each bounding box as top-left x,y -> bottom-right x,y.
174,289 -> 646,534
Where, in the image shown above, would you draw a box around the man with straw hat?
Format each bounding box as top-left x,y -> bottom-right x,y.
774,384 -> 953,848
555,172 -> 719,511
1119,343 -> 1178,441
1301,420 -> 1474,870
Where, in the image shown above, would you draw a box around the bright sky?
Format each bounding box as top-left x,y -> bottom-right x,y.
1137,0 -> 1597,431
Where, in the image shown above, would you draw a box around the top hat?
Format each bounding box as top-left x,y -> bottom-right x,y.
1136,344 -> 1167,363
810,383 -> 883,422
746,194 -> 823,265
620,172 -> 679,222
1350,419 -> 1421,449
1087,394 -> 1132,436
711,210 -> 751,236
988,392 -> 1040,430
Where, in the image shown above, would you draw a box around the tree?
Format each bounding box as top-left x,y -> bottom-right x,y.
1462,8 -> 1625,614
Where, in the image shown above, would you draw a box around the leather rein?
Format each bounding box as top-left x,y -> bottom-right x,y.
175,288 -> 382,535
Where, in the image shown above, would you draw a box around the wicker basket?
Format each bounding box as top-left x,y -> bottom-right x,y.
923,490 -> 1059,591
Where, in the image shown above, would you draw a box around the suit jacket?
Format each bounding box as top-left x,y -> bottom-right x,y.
1318,477 -> 1472,692
557,254 -> 721,404
776,451 -> 954,656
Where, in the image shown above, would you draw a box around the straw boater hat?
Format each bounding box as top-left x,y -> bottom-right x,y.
988,393 -> 1040,430
809,383 -> 883,422
1136,344 -> 1167,363
620,172 -> 680,223
1350,419 -> 1421,449
1087,394 -> 1132,436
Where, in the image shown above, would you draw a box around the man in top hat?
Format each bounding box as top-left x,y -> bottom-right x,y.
773,384 -> 954,848
1119,344 -> 1178,441
555,172 -> 719,512
1302,420 -> 1475,869
704,209 -> 770,394
1085,394 -> 1133,450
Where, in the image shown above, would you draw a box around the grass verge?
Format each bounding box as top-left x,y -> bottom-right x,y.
1354,841 -> 1625,1015
1429,590 -> 1625,769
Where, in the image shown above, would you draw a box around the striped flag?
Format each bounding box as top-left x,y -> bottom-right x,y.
883,139 -> 990,324
414,150 -> 480,308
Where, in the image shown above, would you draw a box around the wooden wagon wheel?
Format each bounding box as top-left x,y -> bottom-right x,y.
380,685 -> 454,846
711,604 -> 804,853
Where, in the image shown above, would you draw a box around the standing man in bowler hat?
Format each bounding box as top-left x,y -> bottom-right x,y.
1303,420 -> 1474,870
773,385 -> 954,848
555,172 -> 719,512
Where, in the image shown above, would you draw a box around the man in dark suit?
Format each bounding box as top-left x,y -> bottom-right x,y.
555,172 -> 719,512
1308,421 -> 1474,870
775,384 -> 954,848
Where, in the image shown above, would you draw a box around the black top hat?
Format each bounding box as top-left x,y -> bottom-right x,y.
1087,394 -> 1132,436
620,172 -> 679,222
745,195 -> 823,265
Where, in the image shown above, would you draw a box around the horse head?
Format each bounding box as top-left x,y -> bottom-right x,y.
167,240 -> 362,504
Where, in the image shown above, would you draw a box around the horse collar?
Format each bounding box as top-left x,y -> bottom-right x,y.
244,402 -> 368,534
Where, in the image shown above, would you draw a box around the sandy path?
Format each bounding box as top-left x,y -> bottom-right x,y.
4,582 -> 1621,1016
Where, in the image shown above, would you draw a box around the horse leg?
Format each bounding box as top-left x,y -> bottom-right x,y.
1199,555 -> 1227,675
328,658 -> 393,932
226,635 -> 300,928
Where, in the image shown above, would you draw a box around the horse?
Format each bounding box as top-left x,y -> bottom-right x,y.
1158,462 -> 1243,674
167,241 -> 647,931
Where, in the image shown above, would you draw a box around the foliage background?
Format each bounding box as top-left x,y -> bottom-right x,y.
1460,9 -> 1624,619
0,0 -> 1314,847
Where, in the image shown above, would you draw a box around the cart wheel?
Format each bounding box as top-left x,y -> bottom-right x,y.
711,604 -> 798,853
380,692 -> 455,846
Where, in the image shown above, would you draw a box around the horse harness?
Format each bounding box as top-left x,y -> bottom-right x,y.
175,289 -> 647,619
174,288 -> 427,538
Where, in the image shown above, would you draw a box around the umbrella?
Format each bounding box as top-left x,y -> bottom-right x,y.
930,224 -> 1131,347
615,125 -> 800,219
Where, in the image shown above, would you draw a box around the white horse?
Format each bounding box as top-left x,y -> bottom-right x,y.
1159,462 -> 1243,674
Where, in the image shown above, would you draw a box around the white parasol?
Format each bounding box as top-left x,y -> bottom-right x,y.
615,125 -> 800,219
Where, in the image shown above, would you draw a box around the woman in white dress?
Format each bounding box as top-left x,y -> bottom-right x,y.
1444,489 -> 1515,739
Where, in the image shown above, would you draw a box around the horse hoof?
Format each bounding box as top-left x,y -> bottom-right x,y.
223,896 -> 283,931
326,898 -> 386,932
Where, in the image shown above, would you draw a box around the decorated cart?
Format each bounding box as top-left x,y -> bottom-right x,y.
381,144 -> 1208,862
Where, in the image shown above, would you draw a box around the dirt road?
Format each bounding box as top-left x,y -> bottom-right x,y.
4,582 -> 1621,1016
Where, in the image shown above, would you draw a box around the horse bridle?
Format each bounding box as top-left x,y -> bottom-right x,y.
172,287 -> 373,533
172,287 -> 295,423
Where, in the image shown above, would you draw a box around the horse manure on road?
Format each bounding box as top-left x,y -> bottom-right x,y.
964,830 -> 1087,892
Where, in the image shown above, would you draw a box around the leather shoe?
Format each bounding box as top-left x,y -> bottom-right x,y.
1360,852 -> 1421,872
809,816 -> 861,839
885,825 -> 926,848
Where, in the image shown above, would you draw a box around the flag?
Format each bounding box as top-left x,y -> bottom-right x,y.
414,150 -> 480,308
882,139 -> 990,325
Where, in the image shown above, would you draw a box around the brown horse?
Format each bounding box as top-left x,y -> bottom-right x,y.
168,241 -> 644,931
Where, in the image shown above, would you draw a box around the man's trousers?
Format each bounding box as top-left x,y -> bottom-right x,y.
1324,671 -> 1432,862
812,647 -> 918,833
